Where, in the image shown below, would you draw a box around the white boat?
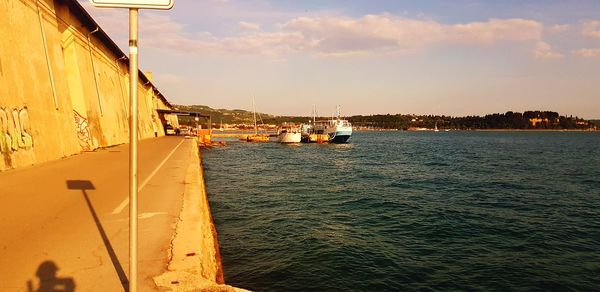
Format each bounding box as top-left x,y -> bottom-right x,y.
314,106 -> 352,143
277,123 -> 302,143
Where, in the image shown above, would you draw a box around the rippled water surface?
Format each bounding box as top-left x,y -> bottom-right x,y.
203,132 -> 600,291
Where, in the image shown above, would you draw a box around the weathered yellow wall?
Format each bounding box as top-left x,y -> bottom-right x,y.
0,0 -> 80,170
0,0 -> 175,171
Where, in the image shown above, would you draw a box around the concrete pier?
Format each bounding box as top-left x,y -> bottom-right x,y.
0,137 -> 244,291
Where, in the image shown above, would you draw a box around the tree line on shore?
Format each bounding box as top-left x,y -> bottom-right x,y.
176,105 -> 595,130
348,111 -> 594,130
261,111 -> 594,130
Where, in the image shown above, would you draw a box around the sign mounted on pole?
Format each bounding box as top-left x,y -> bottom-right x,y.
90,0 -> 173,9
88,0 -> 173,291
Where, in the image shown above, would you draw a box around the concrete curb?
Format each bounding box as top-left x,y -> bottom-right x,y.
153,140 -> 248,291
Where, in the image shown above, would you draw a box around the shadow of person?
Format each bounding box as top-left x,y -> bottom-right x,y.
27,261 -> 75,292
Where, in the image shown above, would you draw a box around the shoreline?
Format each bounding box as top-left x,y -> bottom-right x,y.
354,129 -> 599,132
210,129 -> 598,135
153,140 -> 246,291
472,129 -> 598,132
199,149 -> 226,284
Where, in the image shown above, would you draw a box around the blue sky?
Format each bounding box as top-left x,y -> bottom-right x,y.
83,0 -> 600,118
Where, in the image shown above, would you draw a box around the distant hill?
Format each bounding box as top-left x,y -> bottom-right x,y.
175,104 -> 273,125
174,104 -> 315,125
175,105 -> 596,130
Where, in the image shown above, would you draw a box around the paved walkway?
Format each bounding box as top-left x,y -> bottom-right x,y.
0,136 -> 195,291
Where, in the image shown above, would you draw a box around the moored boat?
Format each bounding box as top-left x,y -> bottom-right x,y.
277,123 -> 302,143
314,106 -> 352,143
243,97 -> 270,142
245,134 -> 269,142
326,119 -> 352,143
300,123 -> 312,143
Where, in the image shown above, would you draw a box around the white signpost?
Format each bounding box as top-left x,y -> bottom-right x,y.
89,1 -> 173,291
90,0 -> 173,9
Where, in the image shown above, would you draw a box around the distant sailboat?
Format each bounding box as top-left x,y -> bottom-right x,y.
434,122 -> 439,132
244,97 -> 269,142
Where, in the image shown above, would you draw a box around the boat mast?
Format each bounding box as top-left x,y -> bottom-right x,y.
313,104 -> 316,125
253,97 -> 258,135
332,107 -> 334,122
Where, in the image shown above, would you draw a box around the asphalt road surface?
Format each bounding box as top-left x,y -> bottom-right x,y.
0,136 -> 194,291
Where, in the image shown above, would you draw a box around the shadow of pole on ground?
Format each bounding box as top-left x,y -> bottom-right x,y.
66,180 -> 128,291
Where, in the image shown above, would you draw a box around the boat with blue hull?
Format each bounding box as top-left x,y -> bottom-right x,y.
314,106 -> 353,143
328,125 -> 352,143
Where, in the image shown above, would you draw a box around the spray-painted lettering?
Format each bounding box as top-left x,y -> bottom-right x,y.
0,107 -> 34,153
74,110 -> 92,151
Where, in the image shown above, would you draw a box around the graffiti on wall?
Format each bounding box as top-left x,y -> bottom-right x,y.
74,110 -> 92,151
0,107 -> 34,154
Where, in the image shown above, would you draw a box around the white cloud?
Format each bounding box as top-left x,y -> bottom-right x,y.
449,18 -> 543,44
282,15 -> 444,54
218,31 -> 307,55
239,21 -> 260,31
572,48 -> 600,58
546,24 -> 570,34
282,16 -> 547,56
80,2 -> 562,59
533,42 -> 564,59
582,20 -> 600,38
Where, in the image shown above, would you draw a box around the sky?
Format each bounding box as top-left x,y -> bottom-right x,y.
81,0 -> 600,118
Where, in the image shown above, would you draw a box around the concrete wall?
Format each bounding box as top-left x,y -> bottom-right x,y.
0,0 -> 177,171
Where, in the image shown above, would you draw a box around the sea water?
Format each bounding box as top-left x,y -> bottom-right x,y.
203,131 -> 600,291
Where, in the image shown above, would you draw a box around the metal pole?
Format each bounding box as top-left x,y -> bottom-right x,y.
128,8 -> 139,292
253,97 -> 257,135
